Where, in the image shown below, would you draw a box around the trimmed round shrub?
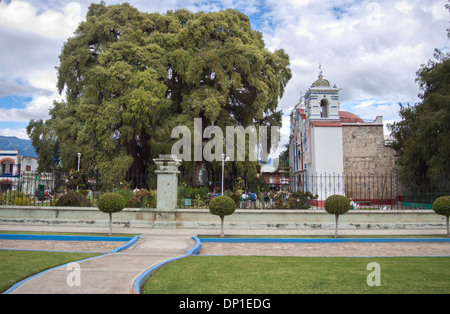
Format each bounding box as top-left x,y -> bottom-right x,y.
432,196 -> 450,216
324,194 -> 351,215
98,193 -> 126,236
55,191 -> 91,207
209,195 -> 236,217
98,193 -> 126,214
432,196 -> 450,237
209,195 -> 236,238
324,194 -> 351,238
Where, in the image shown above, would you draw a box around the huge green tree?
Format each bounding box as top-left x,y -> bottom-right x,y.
389,49 -> 450,181
27,3 -> 291,185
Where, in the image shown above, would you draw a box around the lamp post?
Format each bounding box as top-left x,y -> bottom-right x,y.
77,153 -> 81,192
77,153 -> 81,171
221,153 -> 230,196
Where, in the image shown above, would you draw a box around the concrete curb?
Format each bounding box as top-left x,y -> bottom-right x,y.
0,234 -> 134,242
199,237 -> 450,243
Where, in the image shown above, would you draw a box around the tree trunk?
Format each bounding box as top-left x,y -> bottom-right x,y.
334,214 -> 339,238
109,213 -> 113,236
192,160 -> 203,187
220,216 -> 225,238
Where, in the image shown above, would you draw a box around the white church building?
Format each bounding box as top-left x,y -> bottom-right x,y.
289,71 -> 396,205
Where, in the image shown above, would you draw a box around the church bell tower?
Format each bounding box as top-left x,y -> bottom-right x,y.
304,66 -> 341,120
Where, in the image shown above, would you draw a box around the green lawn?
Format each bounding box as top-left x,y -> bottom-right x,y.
144,256 -> 450,294
0,250 -> 100,293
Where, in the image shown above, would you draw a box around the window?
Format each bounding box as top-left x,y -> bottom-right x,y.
320,98 -> 329,118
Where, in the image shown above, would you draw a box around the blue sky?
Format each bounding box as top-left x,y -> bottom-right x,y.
0,0 -> 448,146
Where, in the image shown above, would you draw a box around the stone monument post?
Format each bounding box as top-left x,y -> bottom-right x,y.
153,154 -> 182,211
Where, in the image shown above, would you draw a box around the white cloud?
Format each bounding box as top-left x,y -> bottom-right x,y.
0,1 -> 84,40
28,70 -> 59,94
0,94 -> 56,122
0,128 -> 29,139
395,0 -> 413,13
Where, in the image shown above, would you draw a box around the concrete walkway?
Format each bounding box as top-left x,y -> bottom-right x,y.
6,233 -> 197,294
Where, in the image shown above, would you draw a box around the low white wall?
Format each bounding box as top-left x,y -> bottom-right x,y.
0,205 -> 446,230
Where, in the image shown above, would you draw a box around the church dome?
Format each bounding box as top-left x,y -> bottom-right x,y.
339,111 -> 364,123
312,74 -> 330,87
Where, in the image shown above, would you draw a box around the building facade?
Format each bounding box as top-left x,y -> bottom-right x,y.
289,73 -> 396,205
0,149 -> 55,195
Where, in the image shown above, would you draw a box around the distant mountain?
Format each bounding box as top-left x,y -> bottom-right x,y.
0,136 -> 38,158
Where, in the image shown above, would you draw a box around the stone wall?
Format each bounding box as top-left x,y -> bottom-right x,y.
342,124 -> 395,174
0,205 -> 445,230
342,124 -> 398,201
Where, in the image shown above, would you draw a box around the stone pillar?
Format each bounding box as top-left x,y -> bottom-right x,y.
153,154 -> 182,211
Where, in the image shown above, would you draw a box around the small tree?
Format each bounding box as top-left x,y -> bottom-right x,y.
324,195 -> 351,238
209,195 -> 236,238
98,193 -> 126,236
432,196 -> 450,237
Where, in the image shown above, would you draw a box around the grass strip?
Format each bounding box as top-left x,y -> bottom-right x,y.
144,256 -> 450,294
0,250 -> 100,293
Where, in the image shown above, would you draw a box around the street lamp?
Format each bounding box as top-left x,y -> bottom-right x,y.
77,153 -> 81,192
221,153 -> 230,196
77,153 -> 81,171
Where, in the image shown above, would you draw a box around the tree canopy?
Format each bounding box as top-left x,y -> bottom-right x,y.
27,3 -> 291,186
389,49 -> 450,181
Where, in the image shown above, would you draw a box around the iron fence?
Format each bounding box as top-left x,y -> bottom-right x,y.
0,170 -> 448,210
289,172 -> 449,210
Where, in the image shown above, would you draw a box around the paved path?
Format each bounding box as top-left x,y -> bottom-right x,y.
8,234 -> 196,294
199,242 -> 450,257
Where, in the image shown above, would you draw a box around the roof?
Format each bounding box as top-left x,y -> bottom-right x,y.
339,111 -> 365,123
312,74 -> 330,87
309,111 -> 365,127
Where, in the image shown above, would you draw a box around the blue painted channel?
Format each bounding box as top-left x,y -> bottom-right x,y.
199,237 -> 450,243
0,234 -> 134,242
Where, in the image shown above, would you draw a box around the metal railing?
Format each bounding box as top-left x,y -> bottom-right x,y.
0,171 -> 448,210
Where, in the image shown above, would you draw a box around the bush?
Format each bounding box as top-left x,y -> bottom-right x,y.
432,196 -> 450,237
127,189 -> 156,208
324,195 -> 351,215
2,191 -> 32,206
209,195 -> 236,238
209,195 -> 236,217
55,191 -> 91,207
14,196 -> 32,206
98,193 -> 126,236
98,193 -> 126,214
287,191 -> 318,209
324,194 -> 351,238
432,196 -> 450,216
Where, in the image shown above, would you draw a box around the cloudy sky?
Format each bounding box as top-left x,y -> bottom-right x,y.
0,0 -> 448,148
